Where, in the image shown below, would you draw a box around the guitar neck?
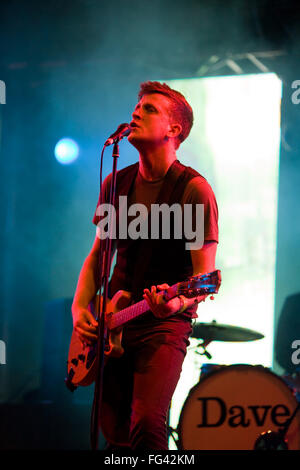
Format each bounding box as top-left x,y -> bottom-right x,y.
107,299 -> 151,330
106,270 -> 221,330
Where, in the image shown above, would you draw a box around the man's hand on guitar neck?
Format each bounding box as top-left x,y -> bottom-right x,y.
143,284 -> 181,319
143,283 -> 205,319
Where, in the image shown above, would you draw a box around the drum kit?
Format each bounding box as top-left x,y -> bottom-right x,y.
169,320 -> 300,450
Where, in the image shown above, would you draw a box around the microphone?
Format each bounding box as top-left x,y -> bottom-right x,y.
104,123 -> 131,146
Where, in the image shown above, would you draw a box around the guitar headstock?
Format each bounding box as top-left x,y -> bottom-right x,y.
178,269 -> 221,298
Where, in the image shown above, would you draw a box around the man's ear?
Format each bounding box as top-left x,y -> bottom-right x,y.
167,123 -> 182,139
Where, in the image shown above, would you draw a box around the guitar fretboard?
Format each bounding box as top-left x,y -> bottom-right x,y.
105,270 -> 221,330
107,299 -> 150,329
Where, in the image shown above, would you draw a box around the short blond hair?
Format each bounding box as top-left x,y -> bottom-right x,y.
138,81 -> 194,147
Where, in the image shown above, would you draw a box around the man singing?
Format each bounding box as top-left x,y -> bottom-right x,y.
72,81 -> 219,450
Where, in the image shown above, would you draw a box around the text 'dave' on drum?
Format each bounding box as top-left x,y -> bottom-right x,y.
178,364 -> 300,450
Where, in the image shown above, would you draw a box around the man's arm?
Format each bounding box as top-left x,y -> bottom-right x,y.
181,240 -> 217,311
143,240 -> 218,317
191,240 -> 217,276
72,235 -> 116,344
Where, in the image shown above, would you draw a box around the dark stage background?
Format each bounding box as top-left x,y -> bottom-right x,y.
0,0 -> 300,450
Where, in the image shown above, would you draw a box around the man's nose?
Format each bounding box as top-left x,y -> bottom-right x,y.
132,110 -> 141,120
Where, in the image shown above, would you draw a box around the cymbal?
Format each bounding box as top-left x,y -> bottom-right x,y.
191,321 -> 264,342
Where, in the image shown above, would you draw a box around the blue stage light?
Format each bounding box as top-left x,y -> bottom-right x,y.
54,138 -> 79,164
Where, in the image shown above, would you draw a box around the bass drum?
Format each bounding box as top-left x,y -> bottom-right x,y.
178,364 -> 300,450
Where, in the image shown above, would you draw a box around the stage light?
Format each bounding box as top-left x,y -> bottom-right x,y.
54,138 -> 79,164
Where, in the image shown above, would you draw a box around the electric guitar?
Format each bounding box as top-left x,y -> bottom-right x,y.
66,269 -> 221,390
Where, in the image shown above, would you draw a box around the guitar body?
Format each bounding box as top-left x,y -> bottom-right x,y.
67,290 -> 132,388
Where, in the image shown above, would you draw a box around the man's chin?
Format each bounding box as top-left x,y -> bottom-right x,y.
127,134 -> 144,149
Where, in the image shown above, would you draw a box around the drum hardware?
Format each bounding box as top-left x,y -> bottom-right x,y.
190,339 -> 212,360
254,399 -> 300,450
191,320 -> 265,342
167,425 -> 179,448
254,429 -> 288,450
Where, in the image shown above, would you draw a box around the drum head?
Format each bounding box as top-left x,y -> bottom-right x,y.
178,364 -> 300,450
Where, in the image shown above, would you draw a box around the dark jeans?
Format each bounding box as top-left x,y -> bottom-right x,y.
101,314 -> 192,450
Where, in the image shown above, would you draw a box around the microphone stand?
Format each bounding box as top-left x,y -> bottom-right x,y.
90,141 -> 120,450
